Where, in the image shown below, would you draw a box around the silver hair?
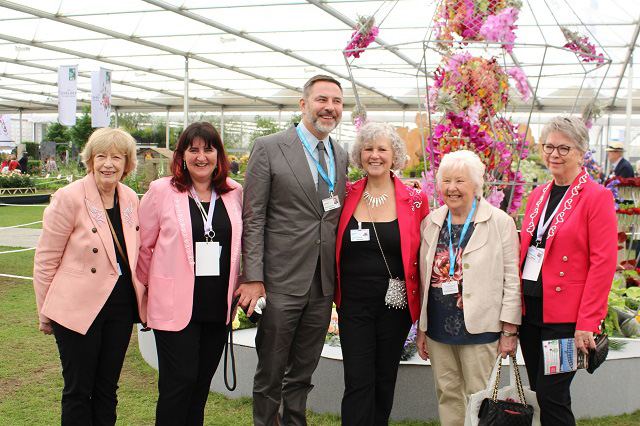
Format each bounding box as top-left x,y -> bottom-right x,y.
540,116 -> 589,154
351,122 -> 407,169
436,150 -> 485,198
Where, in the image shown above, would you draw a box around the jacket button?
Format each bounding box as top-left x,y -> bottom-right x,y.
562,256 -> 568,262
92,228 -> 97,233
411,276 -> 415,280
463,263 -> 469,269
559,272 -> 565,277
93,248 -> 98,253
91,268 -> 96,273
136,225 -> 140,231
315,239 -> 321,245
413,262 -> 417,266
556,286 -> 562,292
412,290 -> 416,294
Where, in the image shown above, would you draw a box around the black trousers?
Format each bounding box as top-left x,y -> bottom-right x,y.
338,299 -> 412,426
153,321 -> 228,426
52,302 -> 134,426
520,296 -> 577,426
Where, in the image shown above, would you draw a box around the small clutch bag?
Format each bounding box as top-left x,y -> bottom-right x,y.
586,326 -> 609,374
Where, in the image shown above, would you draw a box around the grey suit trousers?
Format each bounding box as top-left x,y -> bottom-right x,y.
253,260 -> 333,426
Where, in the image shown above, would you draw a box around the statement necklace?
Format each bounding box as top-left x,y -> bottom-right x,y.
363,180 -> 391,208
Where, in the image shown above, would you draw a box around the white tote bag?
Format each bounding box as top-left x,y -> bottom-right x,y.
464,356 -> 541,426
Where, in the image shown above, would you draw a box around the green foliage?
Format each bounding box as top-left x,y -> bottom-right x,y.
250,115 -> 283,144
122,169 -> 146,194
235,309 -> 257,330
69,106 -> 93,153
113,112 -> 152,133
23,142 -> 39,159
27,159 -> 42,176
289,112 -> 302,124
348,166 -> 365,182
0,174 -> 34,188
404,155 -> 426,178
43,122 -> 70,144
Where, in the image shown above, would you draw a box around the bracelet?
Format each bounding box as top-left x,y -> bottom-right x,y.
501,330 -> 519,337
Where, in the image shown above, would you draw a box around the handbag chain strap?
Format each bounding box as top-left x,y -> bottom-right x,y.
491,355 -> 528,408
365,202 -> 394,280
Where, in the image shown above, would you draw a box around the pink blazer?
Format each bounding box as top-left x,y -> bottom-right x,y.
33,173 -> 148,335
137,177 -> 243,331
519,169 -> 618,332
335,175 -> 430,322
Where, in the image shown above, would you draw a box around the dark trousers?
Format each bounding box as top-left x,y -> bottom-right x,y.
520,297 -> 577,426
338,300 -> 412,426
153,321 -> 228,426
52,303 -> 134,426
253,265 -> 333,426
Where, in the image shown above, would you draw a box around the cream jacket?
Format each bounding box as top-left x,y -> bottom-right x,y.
418,198 -> 521,334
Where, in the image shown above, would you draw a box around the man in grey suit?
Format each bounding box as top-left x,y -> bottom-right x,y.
235,75 -> 348,425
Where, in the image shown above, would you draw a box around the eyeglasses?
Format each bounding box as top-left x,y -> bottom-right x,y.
542,144 -> 573,156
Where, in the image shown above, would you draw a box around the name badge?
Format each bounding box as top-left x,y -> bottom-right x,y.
117,263 -> 122,276
322,195 -> 341,212
442,280 -> 459,295
195,241 -> 220,276
350,229 -> 370,242
522,246 -> 545,281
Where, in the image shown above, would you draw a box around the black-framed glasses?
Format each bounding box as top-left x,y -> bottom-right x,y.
542,144 -> 572,156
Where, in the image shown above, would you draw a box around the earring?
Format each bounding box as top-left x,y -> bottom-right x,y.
183,160 -> 186,170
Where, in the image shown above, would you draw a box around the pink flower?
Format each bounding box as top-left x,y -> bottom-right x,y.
478,7 -> 519,53
507,67 -> 531,102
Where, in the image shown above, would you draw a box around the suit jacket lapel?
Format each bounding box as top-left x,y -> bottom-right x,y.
545,170 -> 590,250
220,186 -> 242,271
279,126 -> 322,216
393,176 -> 413,277
83,174 -> 118,273
172,191 -> 195,267
463,198 -> 490,254
117,183 -> 137,271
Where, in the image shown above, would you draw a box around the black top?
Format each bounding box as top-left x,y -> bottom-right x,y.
426,219 -> 500,344
189,197 -> 231,323
339,215 -> 404,304
522,184 -> 570,297
105,201 -> 137,308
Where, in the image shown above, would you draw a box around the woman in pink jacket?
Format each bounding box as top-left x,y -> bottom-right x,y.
33,128 -> 147,425
137,122 -> 243,426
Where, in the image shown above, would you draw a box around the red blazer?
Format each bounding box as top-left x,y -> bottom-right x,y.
336,175 -> 430,322
519,169 -> 617,332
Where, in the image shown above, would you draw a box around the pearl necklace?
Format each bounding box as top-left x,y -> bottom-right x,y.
363,180 -> 391,208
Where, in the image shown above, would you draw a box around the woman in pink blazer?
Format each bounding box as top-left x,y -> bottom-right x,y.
33,128 -> 147,425
519,116 -> 617,425
137,122 -> 242,426
334,122 -> 429,425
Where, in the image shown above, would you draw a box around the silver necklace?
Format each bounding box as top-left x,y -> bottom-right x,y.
363,180 -> 391,208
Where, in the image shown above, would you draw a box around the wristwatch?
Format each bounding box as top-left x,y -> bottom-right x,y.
501,330 -> 519,337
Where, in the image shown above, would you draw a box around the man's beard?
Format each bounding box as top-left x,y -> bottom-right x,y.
306,105 -> 341,134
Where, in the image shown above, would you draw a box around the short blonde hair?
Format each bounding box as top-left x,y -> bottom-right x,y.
351,122 -> 407,169
436,150 -> 485,198
81,128 -> 137,179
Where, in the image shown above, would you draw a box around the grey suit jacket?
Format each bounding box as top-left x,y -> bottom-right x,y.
241,125 -> 348,297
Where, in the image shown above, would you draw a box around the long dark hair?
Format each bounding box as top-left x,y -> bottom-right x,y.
170,122 -> 233,194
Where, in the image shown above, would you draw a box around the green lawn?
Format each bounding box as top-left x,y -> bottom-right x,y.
0,205 -> 46,229
0,247 -> 638,425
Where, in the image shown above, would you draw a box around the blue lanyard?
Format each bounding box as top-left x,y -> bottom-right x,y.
447,198 -> 477,277
295,124 -> 335,194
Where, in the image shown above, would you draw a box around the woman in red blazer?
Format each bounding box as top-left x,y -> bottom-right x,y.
335,122 -> 429,425
519,116 -> 617,425
33,128 -> 147,425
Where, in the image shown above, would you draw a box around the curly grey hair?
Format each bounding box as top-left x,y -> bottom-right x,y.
436,150 -> 485,198
540,116 -> 589,154
351,122 -> 407,169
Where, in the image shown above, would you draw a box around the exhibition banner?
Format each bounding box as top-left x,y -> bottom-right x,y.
58,65 -> 78,126
0,114 -> 11,142
91,68 -> 111,128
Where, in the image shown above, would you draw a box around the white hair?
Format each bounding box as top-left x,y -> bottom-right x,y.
351,122 -> 407,169
541,116 -> 588,154
436,150 -> 485,198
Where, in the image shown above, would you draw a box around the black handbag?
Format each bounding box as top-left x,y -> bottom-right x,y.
587,322 -> 609,374
478,355 -> 534,426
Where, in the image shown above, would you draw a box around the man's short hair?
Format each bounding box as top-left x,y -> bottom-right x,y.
303,75 -> 343,101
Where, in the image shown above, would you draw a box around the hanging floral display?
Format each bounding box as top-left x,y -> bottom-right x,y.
581,98 -> 603,130
433,0 -> 522,51
344,16 -> 379,59
351,104 -> 370,133
561,27 -> 605,63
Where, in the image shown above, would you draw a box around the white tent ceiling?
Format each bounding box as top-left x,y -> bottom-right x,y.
0,0 -> 638,115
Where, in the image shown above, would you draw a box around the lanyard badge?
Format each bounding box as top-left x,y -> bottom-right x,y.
295,125 -> 336,194
443,198 -> 477,295
190,186 -> 217,240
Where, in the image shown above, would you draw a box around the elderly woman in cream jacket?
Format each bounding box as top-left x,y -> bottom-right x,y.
416,150 -> 521,426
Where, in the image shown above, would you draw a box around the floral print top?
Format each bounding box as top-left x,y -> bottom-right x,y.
426,219 -> 500,345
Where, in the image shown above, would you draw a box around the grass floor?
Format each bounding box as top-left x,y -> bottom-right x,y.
1,247 -> 639,425
0,205 -> 46,229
